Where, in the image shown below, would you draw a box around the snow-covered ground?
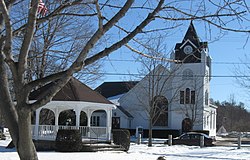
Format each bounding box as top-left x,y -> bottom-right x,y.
1,137 -> 250,160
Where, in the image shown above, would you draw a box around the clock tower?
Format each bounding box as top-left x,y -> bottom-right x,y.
169,22 -> 215,136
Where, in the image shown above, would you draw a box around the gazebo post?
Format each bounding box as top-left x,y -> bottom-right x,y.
75,109 -> 81,129
106,109 -> 112,141
54,108 -> 59,137
34,108 -> 41,140
87,109 -> 92,138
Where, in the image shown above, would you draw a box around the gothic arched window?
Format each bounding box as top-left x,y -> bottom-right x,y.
152,96 -> 168,126
180,88 -> 196,104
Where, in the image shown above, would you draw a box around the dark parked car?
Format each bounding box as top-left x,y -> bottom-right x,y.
165,132 -> 214,146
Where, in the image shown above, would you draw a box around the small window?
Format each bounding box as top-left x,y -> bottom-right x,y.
205,90 -> 209,105
205,71 -> 209,83
204,117 -> 206,128
207,116 -> 209,126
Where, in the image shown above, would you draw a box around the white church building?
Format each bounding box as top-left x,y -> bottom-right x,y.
96,22 -> 217,138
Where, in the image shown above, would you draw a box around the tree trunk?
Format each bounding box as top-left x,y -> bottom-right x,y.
16,110 -> 38,160
148,118 -> 153,147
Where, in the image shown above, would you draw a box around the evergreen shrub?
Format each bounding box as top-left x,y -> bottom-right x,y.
55,129 -> 82,152
112,129 -> 130,151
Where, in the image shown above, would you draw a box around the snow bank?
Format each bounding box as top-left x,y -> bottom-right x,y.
0,139 -> 250,160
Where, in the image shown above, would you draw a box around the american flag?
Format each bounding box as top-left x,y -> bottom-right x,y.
37,0 -> 48,16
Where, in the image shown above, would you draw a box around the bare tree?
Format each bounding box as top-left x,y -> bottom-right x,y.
130,36 -> 181,147
0,1 -> 166,159
25,1 -> 103,86
0,0 -> 249,159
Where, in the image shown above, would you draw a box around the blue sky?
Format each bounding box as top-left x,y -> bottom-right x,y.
89,1 -> 250,108
93,20 -> 250,108
209,33 -> 249,105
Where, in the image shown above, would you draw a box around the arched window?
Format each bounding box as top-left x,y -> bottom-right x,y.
182,69 -> 193,80
152,96 -> 168,126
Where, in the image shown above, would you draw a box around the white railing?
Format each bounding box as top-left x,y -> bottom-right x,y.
89,127 -> 107,139
38,125 -> 56,140
31,125 -> 107,141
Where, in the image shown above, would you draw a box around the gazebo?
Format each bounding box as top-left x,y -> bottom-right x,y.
30,78 -> 116,142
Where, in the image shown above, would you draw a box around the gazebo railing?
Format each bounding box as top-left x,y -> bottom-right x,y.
31,125 -> 107,141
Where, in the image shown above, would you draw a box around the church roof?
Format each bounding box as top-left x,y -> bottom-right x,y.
95,81 -> 138,98
29,78 -> 112,104
117,105 -> 133,118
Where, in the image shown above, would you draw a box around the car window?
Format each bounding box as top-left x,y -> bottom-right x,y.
180,134 -> 189,139
191,134 -> 200,139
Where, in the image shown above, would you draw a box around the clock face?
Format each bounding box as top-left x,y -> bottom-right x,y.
183,45 -> 193,54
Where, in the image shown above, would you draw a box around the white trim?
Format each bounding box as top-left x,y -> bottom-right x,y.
209,104 -> 218,109
29,100 -> 116,109
179,39 -> 198,49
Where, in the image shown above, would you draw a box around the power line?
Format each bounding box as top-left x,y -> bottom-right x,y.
102,59 -> 250,65
85,72 -> 250,78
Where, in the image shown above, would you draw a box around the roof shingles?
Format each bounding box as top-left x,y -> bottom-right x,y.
29,78 -> 112,104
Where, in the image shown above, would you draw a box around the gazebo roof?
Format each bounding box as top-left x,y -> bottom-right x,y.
30,78 -> 113,105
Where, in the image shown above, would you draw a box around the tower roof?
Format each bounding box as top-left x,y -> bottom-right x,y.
182,21 -> 200,46
174,21 -> 208,63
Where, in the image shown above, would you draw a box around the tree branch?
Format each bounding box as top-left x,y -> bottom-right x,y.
125,44 -> 180,63
95,0 -> 103,32
25,70 -> 67,93
18,0 -> 39,80
12,0 -> 88,37
28,75 -> 73,111
26,0 -> 136,111
84,0 -> 165,66
0,0 -> 16,76
0,0 -> 17,30
70,0 -> 135,70
158,6 -> 250,33
0,0 -> 12,56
